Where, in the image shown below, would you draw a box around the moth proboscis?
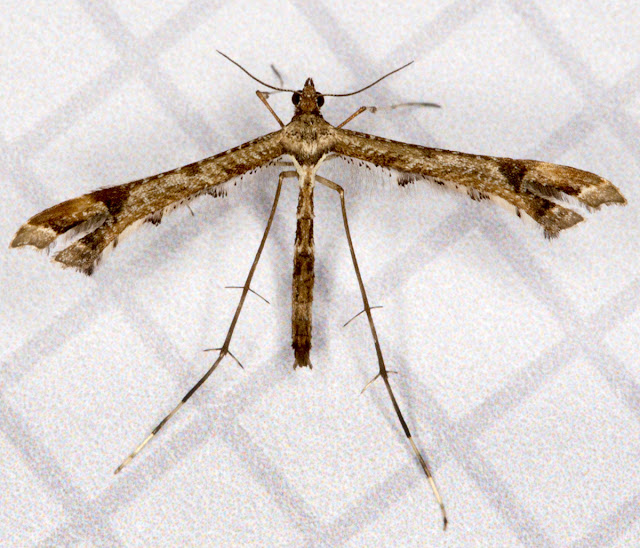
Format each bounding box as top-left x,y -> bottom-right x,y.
11,52 -> 626,530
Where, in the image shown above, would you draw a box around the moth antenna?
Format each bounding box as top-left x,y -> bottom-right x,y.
323,61 -> 414,97
270,64 -> 284,88
218,51 -> 295,92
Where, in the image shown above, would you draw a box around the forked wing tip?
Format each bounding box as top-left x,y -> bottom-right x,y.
52,249 -> 96,276
10,224 -> 96,275
583,180 -> 627,209
10,223 -> 56,250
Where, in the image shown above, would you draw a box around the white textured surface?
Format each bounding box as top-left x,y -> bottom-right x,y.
2,1 -> 640,547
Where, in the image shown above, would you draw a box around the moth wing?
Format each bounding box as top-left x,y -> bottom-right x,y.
11,130 -> 285,274
332,128 -> 625,238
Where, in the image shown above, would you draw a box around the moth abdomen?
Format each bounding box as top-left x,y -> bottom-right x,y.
291,175 -> 315,369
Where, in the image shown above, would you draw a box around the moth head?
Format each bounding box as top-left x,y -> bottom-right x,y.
292,78 -> 325,114
216,50 -> 413,117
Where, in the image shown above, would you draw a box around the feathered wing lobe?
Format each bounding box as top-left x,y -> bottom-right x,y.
11,131 -> 285,274
332,128 -> 626,237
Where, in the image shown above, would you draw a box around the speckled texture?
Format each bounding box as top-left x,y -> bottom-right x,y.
3,2 -> 640,547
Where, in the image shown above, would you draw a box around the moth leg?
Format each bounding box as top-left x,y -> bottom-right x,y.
336,103 -> 441,129
256,90 -> 285,128
336,107 -> 367,129
315,174 -> 448,530
114,170 -> 297,474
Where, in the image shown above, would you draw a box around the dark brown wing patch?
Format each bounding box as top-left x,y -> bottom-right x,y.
332,128 -> 625,237
11,131 -> 285,274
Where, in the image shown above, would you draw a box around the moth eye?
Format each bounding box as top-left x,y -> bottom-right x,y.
292,92 -> 301,105
316,95 -> 325,107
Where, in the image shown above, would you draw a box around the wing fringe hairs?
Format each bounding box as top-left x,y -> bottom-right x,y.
332,129 -> 626,238
10,132 -> 285,275
11,127 -> 626,274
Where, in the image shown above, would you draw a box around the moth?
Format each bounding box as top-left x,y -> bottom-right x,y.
10,53 -> 626,529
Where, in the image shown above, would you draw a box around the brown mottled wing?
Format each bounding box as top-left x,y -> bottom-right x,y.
332,128 -> 626,237
11,130 -> 285,274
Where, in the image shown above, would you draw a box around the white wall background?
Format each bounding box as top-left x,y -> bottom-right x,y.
2,1 -> 640,546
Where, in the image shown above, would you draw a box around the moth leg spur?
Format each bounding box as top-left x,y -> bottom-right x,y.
115,171 -> 296,474
315,175 -> 448,530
